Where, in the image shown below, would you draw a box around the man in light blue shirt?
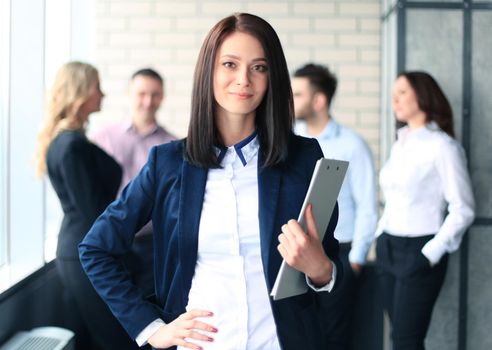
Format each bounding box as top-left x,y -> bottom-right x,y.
292,63 -> 378,349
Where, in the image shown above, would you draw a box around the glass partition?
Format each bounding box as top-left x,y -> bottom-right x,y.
405,9 -> 464,140
470,11 -> 492,218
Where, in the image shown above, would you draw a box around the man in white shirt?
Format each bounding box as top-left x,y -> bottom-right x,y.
292,63 -> 378,349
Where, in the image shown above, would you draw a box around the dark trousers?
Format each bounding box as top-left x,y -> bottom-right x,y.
318,243 -> 358,350
376,233 -> 448,350
56,258 -> 140,350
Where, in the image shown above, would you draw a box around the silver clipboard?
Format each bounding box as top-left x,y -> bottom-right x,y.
270,158 -> 349,301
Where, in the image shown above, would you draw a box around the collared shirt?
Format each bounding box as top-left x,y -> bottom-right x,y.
136,132 -> 336,348
295,119 -> 378,264
376,122 -> 475,265
91,120 -> 176,192
184,132 -> 280,350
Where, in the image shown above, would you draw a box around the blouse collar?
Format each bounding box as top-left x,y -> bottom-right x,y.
216,130 -> 259,166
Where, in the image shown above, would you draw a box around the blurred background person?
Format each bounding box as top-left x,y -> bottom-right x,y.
375,71 -> 475,350
292,63 -> 378,349
35,61 -> 139,350
91,68 -> 176,297
91,68 -> 176,192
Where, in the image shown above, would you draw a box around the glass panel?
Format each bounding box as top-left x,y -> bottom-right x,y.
380,10 -> 397,164
405,9 -> 464,348
0,0 -> 10,268
9,0 -> 46,282
382,0 -> 399,14
405,10 -> 464,141
470,11 -> 492,218
44,0 -> 71,262
45,0 -> 71,88
468,227 -> 492,350
380,12 -> 399,347
426,250 -> 460,348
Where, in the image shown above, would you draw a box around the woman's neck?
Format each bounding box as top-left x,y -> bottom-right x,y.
405,110 -> 427,131
75,111 -> 90,126
216,112 -> 256,146
60,114 -> 85,131
406,118 -> 426,131
305,112 -> 331,137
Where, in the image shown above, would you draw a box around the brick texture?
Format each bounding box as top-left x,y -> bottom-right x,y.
93,0 -> 381,158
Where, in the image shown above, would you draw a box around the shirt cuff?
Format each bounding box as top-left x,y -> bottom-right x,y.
135,318 -> 166,347
348,245 -> 368,265
305,262 -> 337,292
422,238 -> 447,266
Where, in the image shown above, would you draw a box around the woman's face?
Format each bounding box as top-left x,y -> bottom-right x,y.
392,76 -> 424,124
213,31 -> 269,122
79,78 -> 104,118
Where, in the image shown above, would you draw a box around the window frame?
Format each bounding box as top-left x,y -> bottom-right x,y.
0,0 -> 95,294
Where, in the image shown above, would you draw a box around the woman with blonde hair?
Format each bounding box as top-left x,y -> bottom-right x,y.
36,61 -> 139,350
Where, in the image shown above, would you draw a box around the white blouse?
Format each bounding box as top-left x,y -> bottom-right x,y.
183,135 -> 280,350
137,134 -> 335,348
376,122 -> 475,265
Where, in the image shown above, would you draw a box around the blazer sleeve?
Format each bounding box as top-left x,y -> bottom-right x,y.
78,147 -> 163,339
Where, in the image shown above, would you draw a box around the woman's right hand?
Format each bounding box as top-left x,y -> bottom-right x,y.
148,309 -> 217,350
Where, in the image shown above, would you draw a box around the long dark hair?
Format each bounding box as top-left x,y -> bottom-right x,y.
186,13 -> 294,168
398,71 -> 455,138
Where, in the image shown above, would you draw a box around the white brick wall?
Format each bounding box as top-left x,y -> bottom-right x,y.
93,0 -> 381,160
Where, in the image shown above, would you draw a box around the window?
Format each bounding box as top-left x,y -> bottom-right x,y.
0,0 -> 95,293
0,0 -> 9,274
43,0 -> 72,262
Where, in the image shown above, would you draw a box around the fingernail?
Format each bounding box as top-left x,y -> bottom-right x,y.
208,337 -> 214,341
212,327 -> 218,332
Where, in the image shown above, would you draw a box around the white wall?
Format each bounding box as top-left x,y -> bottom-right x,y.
93,0 -> 381,162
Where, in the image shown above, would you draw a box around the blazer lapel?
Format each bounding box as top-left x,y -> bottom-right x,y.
178,152 -> 281,290
257,155 -> 281,288
179,160 -> 208,285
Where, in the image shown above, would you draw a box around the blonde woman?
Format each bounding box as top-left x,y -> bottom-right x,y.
36,62 -> 138,350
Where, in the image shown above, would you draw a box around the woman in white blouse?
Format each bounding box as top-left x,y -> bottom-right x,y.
376,71 -> 475,350
79,13 -> 341,350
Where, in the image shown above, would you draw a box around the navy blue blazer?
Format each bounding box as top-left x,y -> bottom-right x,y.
79,133 -> 341,350
47,130 -> 122,259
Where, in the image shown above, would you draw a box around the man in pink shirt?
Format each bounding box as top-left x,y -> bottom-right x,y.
91,68 -> 176,297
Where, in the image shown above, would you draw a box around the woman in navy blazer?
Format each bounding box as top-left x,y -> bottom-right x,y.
80,13 -> 341,350
36,62 -> 139,350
